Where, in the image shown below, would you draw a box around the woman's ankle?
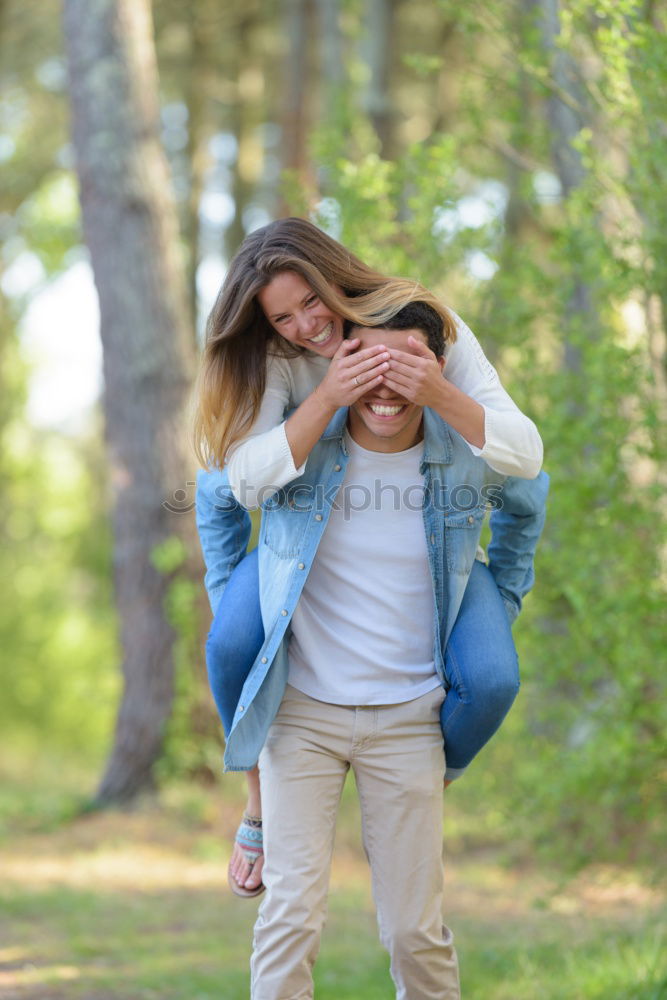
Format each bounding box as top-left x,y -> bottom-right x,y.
245,766 -> 262,817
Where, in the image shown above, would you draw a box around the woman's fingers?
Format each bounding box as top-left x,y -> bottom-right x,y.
381,372 -> 413,393
386,348 -> 422,371
385,345 -> 441,403
385,356 -> 425,386
349,353 -> 390,383
334,338 -> 387,361
339,343 -> 388,365
388,346 -> 420,360
386,358 -> 421,378
335,346 -> 390,392
332,337 -> 360,359
353,349 -> 390,370
407,335 -> 434,356
320,342 -> 390,405
359,373 -> 385,390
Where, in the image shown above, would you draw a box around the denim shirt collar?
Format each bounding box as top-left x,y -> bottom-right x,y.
421,408 -> 453,467
320,405 -> 453,468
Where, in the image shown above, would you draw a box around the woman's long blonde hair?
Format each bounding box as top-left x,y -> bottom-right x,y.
193,217 -> 456,468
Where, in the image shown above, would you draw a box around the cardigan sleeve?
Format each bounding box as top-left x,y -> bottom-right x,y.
225,354 -> 308,508
445,313 -> 543,479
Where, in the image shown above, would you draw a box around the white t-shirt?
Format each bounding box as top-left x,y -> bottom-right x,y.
287,433 -> 440,706
226,312 -> 543,508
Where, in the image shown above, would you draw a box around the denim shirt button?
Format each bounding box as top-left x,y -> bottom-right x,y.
298,562 -> 305,570
430,534 -> 435,545
334,464 -> 341,472
261,657 -> 268,663
281,609 -> 288,616
315,514 -> 323,521
238,705 -> 244,712
467,515 -> 474,524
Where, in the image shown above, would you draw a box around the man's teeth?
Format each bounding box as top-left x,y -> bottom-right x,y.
308,323 -> 332,344
369,404 -> 404,416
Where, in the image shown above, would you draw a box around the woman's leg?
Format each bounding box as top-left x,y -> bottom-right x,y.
205,547 -> 266,892
440,559 -> 520,781
206,547 -> 263,735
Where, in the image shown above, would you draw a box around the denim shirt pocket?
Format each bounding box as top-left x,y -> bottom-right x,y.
444,507 -> 486,575
261,488 -> 311,558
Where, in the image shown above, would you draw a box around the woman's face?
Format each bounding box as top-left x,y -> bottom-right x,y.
256,271 -> 344,358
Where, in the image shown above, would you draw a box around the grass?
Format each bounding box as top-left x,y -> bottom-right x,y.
0,757 -> 665,999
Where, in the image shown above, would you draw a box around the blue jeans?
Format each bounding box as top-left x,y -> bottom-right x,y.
441,558 -> 519,775
206,551 -> 519,775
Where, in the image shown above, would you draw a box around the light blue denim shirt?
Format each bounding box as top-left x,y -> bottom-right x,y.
196,407 -> 549,771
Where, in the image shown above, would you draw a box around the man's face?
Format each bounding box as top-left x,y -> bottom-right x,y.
348,327 -> 442,453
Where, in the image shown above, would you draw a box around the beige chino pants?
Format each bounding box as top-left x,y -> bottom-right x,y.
250,684 -> 460,1000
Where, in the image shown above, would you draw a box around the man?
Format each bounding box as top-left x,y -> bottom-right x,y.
198,302 -> 548,999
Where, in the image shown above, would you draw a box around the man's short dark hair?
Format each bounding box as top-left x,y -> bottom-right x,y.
345,301 -> 445,357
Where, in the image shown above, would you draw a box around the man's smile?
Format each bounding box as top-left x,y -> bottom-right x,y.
366,402 -> 407,418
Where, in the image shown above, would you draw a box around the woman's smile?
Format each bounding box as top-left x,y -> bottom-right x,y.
257,271 -> 344,358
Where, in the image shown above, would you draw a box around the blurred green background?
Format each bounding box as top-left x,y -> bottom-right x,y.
1,1 -> 665,996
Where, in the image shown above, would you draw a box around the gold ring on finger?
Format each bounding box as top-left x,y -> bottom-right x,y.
354,375 -> 361,386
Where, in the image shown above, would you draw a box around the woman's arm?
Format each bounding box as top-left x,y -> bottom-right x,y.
384,313 -> 543,479
440,314 -> 543,478
224,354 -> 299,509
226,342 -> 390,508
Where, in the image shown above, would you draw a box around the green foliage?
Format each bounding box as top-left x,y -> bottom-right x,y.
151,534 -> 188,574
0,419 -> 118,754
17,172 -> 81,272
401,52 -> 443,77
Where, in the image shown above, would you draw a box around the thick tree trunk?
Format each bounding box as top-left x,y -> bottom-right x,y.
63,0 -> 198,804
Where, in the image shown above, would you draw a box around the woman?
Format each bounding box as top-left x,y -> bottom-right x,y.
194,217 -> 543,897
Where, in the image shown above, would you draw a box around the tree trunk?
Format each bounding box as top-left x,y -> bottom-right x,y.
183,1 -> 209,337
536,0 -> 595,372
278,0 -> 314,213
226,11 -> 263,258
314,0 -> 343,89
359,0 -> 396,157
63,0 -> 199,804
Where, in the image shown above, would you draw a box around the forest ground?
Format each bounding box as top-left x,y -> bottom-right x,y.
1,759 -> 665,1000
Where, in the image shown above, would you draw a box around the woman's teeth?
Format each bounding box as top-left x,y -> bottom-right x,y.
308,323 -> 333,345
369,404 -> 404,416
